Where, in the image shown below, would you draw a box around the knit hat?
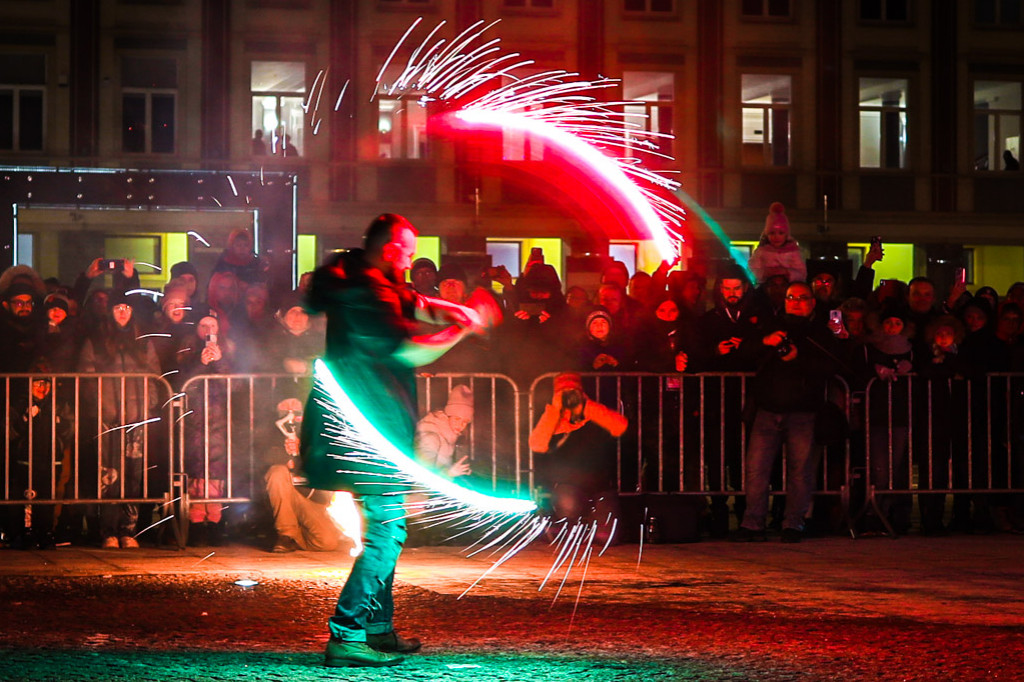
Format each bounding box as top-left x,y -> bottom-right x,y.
437,262 -> 467,285
170,261 -> 199,280
43,293 -> 70,313
411,257 -> 437,274
764,201 -> 790,234
878,302 -> 909,325
443,384 -> 474,421
552,372 -> 583,394
4,281 -> 37,302
586,308 -> 612,330
163,277 -> 191,300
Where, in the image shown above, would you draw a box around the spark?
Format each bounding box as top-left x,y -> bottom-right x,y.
161,392 -> 186,408
133,514 -> 174,538
134,262 -> 162,271
313,359 -> 536,516
176,410 -> 194,423
97,417 -> 161,437
177,347 -> 192,354
191,551 -> 215,566
137,333 -> 172,340
211,196 -> 222,207
126,417 -> 161,433
334,78 -> 350,111
161,370 -> 179,378
636,507 -> 647,572
160,495 -> 182,508
187,231 -> 211,247
375,19 -> 685,261
126,288 -> 163,298
227,175 -> 238,196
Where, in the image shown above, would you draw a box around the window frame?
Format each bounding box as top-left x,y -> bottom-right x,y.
0,84 -> 46,152
740,73 -> 793,168
972,78 -> 1022,172
973,0 -> 1024,28
739,0 -> 794,22
857,0 -> 912,24
621,71 -> 677,162
120,55 -> 178,155
622,0 -> 677,17
857,75 -> 911,171
250,60 -> 307,159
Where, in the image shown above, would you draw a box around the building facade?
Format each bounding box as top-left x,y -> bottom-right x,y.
1,0 -> 1023,292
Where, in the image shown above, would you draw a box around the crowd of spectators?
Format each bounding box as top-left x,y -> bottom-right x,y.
4,202 -> 1024,549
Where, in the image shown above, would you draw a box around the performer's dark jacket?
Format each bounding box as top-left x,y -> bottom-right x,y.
299,249 -> 419,495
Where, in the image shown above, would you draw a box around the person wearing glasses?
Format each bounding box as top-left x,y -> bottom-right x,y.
733,281 -> 849,544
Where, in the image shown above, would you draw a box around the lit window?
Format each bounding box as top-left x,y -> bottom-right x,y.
974,80 -> 1021,171
859,77 -> 908,169
487,241 -> 522,278
623,71 -> 674,159
609,242 -> 638,277
741,74 -> 791,167
122,56 -> 177,154
860,0 -> 909,22
975,0 -> 1023,26
251,61 -> 305,158
741,0 -> 791,19
378,98 -> 429,159
0,54 -> 45,152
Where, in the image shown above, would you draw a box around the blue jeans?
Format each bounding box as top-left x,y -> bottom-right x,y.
328,493 -> 407,642
740,409 -> 819,532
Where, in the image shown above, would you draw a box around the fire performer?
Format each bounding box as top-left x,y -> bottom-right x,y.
300,213 -> 490,668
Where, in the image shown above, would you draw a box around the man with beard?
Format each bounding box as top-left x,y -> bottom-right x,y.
300,214 -> 487,668
0,281 -> 44,372
733,281 -> 847,543
698,265 -> 759,536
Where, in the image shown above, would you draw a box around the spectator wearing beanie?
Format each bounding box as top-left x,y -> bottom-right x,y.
748,202 -> 807,285
40,293 -> 76,372
414,384 -> 475,479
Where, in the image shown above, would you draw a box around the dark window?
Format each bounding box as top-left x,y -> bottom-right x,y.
151,94 -> 175,153
861,0 -> 910,21
742,0 -> 790,18
976,0 -> 1023,25
122,93 -> 146,153
0,90 -> 13,149
18,89 -> 42,150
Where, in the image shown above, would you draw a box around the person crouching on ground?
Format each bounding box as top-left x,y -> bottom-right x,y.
529,372 -> 628,545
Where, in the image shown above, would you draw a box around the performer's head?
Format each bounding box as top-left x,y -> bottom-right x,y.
365,213 -> 418,280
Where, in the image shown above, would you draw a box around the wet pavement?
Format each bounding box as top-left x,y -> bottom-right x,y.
2,534 -> 1024,680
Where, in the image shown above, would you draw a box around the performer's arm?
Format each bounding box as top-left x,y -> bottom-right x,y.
393,324 -> 476,367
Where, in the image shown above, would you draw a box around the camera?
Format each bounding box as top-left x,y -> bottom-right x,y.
829,309 -> 843,325
101,258 -> 124,271
561,388 -> 584,410
205,333 -> 217,346
776,337 -> 794,357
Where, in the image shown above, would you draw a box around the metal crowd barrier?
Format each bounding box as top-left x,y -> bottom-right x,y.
16,368 -> 1024,545
527,372 -> 852,502
859,373 -> 1024,536
1,373 -> 177,541
176,372 -> 524,541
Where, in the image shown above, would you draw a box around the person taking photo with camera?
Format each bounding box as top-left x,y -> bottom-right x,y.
734,281 -> 849,544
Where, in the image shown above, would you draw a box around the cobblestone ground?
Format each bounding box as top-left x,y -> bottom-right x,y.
2,568 -> 1024,681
